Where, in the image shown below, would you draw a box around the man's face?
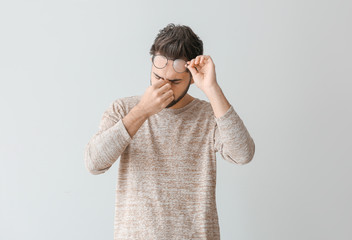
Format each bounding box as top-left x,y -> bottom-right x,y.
150,54 -> 194,108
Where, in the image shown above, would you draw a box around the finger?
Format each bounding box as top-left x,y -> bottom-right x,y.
195,56 -> 201,65
168,94 -> 174,102
162,89 -> 174,101
191,59 -> 196,67
199,56 -> 206,66
163,94 -> 174,106
186,59 -> 196,68
186,63 -> 198,75
157,82 -> 171,94
153,78 -> 168,88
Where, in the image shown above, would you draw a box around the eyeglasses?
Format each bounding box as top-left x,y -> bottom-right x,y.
152,54 -> 189,73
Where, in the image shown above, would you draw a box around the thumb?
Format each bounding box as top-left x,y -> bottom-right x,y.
186,63 -> 198,76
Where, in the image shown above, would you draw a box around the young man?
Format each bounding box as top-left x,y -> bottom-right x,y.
84,23 -> 255,240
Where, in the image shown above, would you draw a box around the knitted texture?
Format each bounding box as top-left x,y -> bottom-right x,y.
84,95 -> 255,239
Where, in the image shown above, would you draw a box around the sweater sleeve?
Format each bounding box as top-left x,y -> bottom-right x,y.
213,105 -> 255,165
84,99 -> 132,175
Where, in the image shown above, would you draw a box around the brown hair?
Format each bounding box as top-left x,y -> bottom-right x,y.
149,23 -> 203,62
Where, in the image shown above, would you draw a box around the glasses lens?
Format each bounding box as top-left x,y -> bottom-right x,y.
153,55 -> 167,69
173,59 -> 187,73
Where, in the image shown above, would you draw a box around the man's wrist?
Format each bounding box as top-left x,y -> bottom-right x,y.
133,104 -> 150,119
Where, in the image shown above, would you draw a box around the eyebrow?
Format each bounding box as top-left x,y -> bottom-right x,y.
153,72 -> 182,81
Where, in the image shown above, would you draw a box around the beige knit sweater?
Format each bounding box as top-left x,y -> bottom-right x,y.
84,95 -> 255,240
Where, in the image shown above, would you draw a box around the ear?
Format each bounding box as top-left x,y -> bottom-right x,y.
189,72 -> 194,84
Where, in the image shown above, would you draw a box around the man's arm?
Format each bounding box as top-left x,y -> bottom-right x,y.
206,84 -> 255,165
122,105 -> 149,139
185,54 -> 255,164
84,99 -> 148,175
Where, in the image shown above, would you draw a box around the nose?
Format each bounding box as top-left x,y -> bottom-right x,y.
161,78 -> 172,85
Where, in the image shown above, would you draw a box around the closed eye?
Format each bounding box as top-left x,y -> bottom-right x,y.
154,75 -> 180,84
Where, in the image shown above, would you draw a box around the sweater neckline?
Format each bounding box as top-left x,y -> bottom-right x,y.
158,97 -> 199,115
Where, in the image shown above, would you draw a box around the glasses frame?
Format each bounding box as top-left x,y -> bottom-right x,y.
151,54 -> 190,73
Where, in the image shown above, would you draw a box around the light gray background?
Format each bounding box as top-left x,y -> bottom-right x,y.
1,0 -> 351,239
